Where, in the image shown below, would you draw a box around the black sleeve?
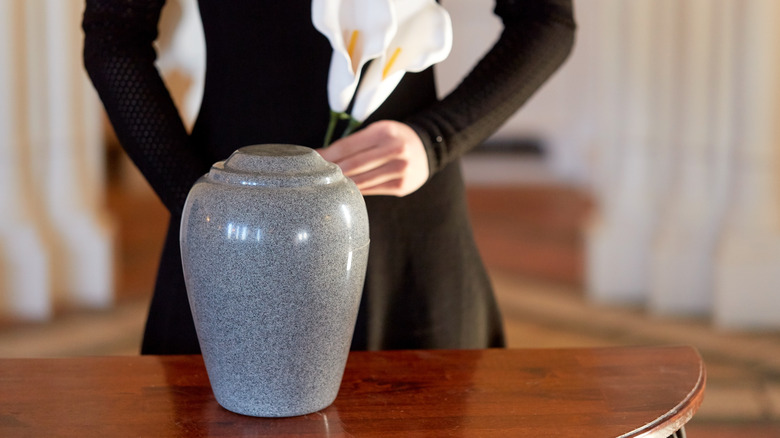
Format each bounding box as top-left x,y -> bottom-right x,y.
404,0 -> 577,175
82,0 -> 210,216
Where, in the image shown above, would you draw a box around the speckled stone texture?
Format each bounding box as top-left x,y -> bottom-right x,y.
180,144 -> 369,417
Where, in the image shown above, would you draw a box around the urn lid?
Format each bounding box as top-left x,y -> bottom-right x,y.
208,144 -> 343,187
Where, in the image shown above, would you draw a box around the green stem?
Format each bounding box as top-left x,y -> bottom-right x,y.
340,117 -> 362,138
322,110 -> 341,148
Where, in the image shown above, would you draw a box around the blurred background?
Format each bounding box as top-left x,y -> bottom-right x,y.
1,0 -> 779,436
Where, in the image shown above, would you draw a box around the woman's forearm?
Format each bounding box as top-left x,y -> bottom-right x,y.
82,0 -> 210,216
405,0 -> 577,175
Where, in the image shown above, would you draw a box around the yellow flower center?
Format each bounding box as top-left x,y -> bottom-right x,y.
383,47 -> 402,79
346,30 -> 360,71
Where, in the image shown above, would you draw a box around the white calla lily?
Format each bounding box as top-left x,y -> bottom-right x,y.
349,0 -> 452,124
312,0 -> 397,113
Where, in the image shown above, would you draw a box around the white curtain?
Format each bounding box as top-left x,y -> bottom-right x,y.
0,0 -> 113,320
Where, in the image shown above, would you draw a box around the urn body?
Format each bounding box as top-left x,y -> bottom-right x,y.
180,144 -> 369,417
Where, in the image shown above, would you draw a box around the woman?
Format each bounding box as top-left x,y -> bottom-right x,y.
83,0 -> 576,354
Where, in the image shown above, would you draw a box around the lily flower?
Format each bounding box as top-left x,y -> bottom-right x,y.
312,0 -> 397,114
348,0 -> 452,127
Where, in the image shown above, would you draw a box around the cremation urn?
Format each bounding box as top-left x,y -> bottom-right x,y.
180,144 -> 369,417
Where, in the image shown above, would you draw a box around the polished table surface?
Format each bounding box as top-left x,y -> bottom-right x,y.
0,346 -> 705,437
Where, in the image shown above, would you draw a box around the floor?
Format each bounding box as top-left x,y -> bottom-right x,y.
1,155 -> 779,437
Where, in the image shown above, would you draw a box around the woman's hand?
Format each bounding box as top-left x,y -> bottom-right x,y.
317,120 -> 429,197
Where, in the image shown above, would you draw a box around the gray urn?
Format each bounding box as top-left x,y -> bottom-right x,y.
180,144 -> 369,417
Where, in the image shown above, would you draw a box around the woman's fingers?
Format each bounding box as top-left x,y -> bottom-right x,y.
348,158 -> 407,188
317,120 -> 429,197
317,127 -> 376,165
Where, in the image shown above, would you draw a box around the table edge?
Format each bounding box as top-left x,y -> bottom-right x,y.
619,346 -> 707,438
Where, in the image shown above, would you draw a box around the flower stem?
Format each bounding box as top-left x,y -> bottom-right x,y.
341,117 -> 362,138
322,110 -> 341,148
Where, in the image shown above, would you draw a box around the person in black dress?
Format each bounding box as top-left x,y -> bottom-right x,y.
82,0 -> 576,354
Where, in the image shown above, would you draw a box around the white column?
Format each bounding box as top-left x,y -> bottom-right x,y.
714,0 -> 780,329
40,0 -> 114,309
585,0 -> 658,304
0,0 -> 51,320
650,0 -> 730,315
646,0 -> 678,199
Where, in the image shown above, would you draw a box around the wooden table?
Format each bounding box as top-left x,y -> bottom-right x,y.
0,346 -> 704,437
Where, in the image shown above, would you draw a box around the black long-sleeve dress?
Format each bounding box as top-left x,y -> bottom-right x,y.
83,0 -> 576,354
